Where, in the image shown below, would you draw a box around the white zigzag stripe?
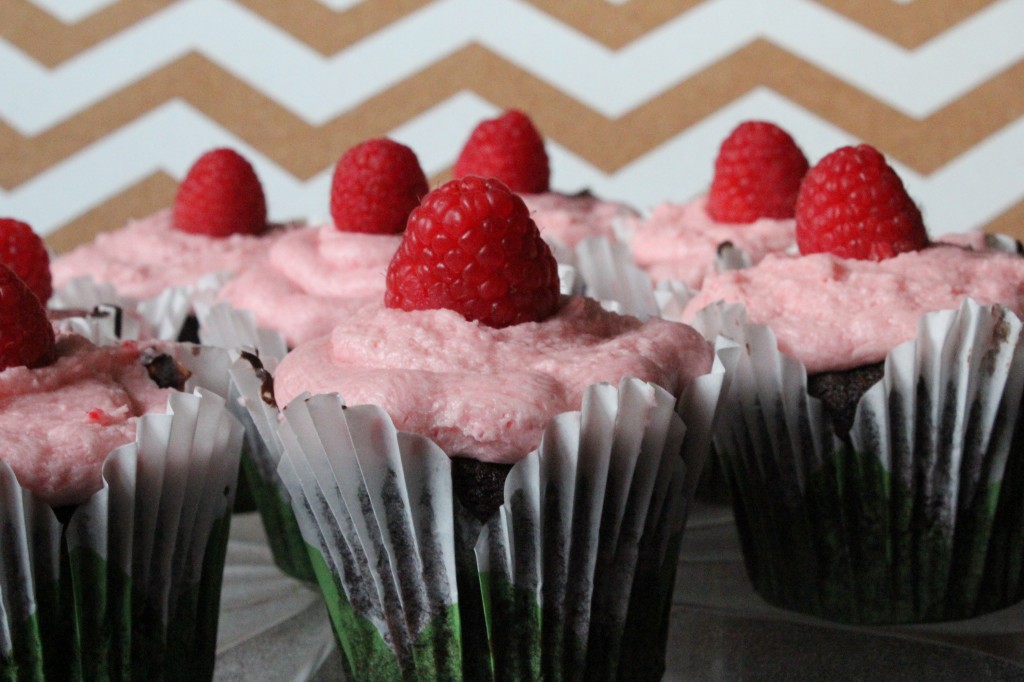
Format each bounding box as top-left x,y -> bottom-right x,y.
3,0 -> 1024,134
0,91 -> 1020,242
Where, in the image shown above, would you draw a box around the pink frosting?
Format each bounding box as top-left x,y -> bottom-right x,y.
217,224 -> 402,346
630,197 -> 795,288
520,192 -> 640,247
274,296 -> 713,463
0,335 -> 171,506
682,243 -> 1024,373
51,209 -> 296,300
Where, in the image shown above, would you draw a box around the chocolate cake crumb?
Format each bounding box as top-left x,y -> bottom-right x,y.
451,457 -> 512,522
142,351 -> 192,390
240,351 -> 276,407
177,314 -> 200,343
807,361 -> 885,439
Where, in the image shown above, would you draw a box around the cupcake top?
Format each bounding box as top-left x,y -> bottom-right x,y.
631,121 -> 808,289
51,208 -> 296,300
520,190 -> 641,248
216,223 -> 400,346
683,244 -> 1024,374
217,138 -> 428,347
684,144 -> 1024,374
275,295 -> 712,463
52,148 -> 295,300
0,333 -> 181,506
630,196 -> 795,287
272,175 -> 713,464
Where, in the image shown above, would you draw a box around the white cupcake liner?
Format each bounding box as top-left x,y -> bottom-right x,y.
195,301 -> 288,371
50,302 -> 129,346
571,235 -> 703,322
51,275 -> 193,341
227,352 -> 318,582
270,358 -> 727,679
0,384 -> 244,680
712,298 -> 1024,623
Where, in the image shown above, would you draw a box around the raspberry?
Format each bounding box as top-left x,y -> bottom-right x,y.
385,176 -> 560,328
0,218 -> 52,303
706,121 -> 809,223
453,110 -> 550,194
172,148 -> 267,237
796,144 -> 928,261
0,264 -> 55,372
329,138 -> 429,234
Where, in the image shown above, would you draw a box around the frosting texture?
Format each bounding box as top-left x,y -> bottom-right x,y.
683,244 -> 1024,373
274,295 -> 713,463
52,209 -> 295,300
217,224 -> 401,346
0,335 -> 171,506
521,191 -> 639,248
631,197 -> 795,288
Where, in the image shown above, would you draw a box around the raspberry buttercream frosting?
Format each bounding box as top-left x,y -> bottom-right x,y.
51,208 -> 295,300
274,295 -> 713,463
216,223 -> 401,346
682,243 -> 1024,374
631,197 -> 795,288
0,333 -> 173,506
520,191 -> 640,248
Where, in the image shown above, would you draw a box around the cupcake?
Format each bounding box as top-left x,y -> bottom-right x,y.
0,264 -> 244,679
684,144 -> 1024,624
214,138 -> 428,348
453,109 -> 641,251
51,148 -> 298,340
232,177 -> 727,679
630,120 -> 808,289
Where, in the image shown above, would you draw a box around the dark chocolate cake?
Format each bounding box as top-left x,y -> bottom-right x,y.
807,361 -> 885,440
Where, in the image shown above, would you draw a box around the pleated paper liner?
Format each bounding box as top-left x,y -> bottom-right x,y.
193,253 -> 586,584
271,363 -> 726,680
711,298 -> 1024,624
0,383 -> 245,681
196,300 -> 288,516
194,301 -> 316,582
51,275 -> 194,342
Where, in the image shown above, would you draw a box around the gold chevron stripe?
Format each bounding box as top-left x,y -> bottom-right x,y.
0,0 -> 173,68
0,0 -> 432,65
523,0 -> 1000,49
520,0 -> 707,49
4,43 -> 1023,190
2,0 -> 999,65
986,200 -> 1024,242
44,172 -> 178,253
813,0 -> 1000,49
232,0 -> 433,55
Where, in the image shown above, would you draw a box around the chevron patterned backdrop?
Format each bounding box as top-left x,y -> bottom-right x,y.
2,0 -> 1023,253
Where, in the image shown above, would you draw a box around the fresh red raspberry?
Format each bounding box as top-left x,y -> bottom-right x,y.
707,121 -> 809,223
172,148 -> 267,237
453,110 -> 550,194
0,218 -> 52,303
385,176 -> 560,328
796,144 -> 928,260
0,263 -> 55,372
329,138 -> 429,234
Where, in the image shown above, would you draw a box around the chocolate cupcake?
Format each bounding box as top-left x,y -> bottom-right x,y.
231,177 -> 727,679
682,144 -> 1024,624
629,121 -> 808,289
0,266 -> 244,680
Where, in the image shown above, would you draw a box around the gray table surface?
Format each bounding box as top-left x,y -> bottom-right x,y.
214,502 -> 1024,681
